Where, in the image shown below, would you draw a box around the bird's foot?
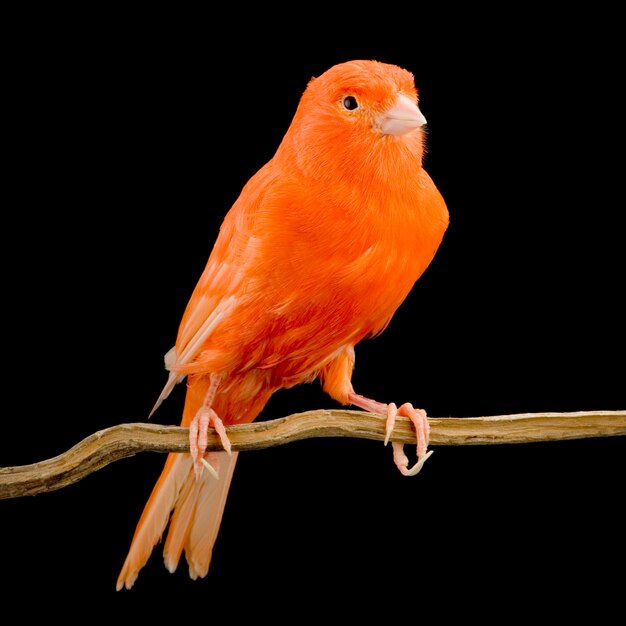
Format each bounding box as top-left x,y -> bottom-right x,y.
189,407 -> 232,479
386,402 -> 432,476
348,392 -> 432,476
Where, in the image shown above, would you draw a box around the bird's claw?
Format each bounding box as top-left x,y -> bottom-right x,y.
200,457 -> 220,479
386,402 -> 432,476
384,402 -> 397,446
190,407 -> 232,479
392,443 -> 434,476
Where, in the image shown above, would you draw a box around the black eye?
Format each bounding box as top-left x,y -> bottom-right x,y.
342,95 -> 359,111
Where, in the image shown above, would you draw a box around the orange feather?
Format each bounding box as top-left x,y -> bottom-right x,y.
117,59 -> 449,590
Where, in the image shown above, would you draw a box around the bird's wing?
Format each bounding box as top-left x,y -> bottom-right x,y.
151,173 -> 269,414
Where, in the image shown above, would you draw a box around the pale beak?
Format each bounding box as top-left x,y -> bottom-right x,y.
378,93 -> 427,136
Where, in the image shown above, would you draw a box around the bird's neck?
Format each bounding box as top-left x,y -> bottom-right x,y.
277,129 -> 426,202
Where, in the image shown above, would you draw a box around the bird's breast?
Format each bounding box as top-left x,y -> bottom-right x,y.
258,175 -> 447,374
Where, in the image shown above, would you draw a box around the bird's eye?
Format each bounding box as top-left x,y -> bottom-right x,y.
342,95 -> 359,111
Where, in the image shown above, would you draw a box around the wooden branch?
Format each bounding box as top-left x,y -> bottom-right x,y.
1,410 -> 624,499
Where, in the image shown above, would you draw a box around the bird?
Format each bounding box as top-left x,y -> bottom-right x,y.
116,59 -> 449,590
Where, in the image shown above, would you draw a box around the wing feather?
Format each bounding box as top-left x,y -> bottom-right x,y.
151,166 -> 275,409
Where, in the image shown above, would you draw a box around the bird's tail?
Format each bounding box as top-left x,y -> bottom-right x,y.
117,373 -> 238,591
118,369 -> 271,590
116,450 -> 237,590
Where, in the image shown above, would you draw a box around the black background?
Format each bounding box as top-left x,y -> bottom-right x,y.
2,9 -> 623,621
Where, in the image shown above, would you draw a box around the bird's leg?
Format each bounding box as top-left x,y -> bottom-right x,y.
348,392 -> 432,476
189,374 -> 232,478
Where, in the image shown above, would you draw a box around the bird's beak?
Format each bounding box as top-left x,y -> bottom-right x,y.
378,93 -> 427,136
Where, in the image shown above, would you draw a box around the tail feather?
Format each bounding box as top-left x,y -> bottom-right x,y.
184,452 -> 238,579
116,452 -> 192,590
162,464 -> 198,573
120,373 -> 259,590
117,451 -> 238,590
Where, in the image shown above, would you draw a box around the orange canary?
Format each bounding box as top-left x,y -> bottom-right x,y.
117,59 -> 449,590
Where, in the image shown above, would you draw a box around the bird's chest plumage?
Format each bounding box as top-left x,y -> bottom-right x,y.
251,188 -> 444,384
336,197 -> 435,327
265,176 -> 443,341
212,154 -> 448,383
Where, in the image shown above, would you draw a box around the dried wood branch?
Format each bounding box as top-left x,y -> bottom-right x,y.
1,410 -> 624,499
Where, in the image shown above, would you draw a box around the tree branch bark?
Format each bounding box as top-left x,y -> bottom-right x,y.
1,409 -> 624,499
